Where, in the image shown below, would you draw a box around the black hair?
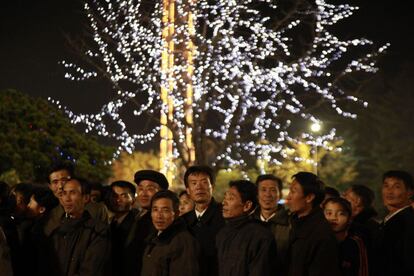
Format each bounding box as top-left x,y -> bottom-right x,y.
179,190 -> 189,198
32,186 -> 59,212
63,177 -> 91,195
382,170 -> 414,190
151,190 -> 180,213
292,172 -> 325,207
13,183 -> 34,205
349,184 -> 375,208
325,186 -> 340,198
0,181 -> 12,210
229,180 -> 258,211
48,162 -> 74,183
184,165 -> 215,188
110,180 -> 136,196
322,197 -> 352,217
255,174 -> 283,194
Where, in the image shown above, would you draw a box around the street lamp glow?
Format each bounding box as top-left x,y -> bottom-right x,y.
310,122 -> 322,133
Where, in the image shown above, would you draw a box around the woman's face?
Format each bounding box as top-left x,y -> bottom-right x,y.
323,202 -> 351,233
179,193 -> 195,216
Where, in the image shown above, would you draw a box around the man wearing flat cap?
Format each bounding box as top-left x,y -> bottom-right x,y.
123,170 -> 169,276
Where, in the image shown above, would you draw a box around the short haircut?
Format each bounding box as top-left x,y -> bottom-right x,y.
292,172 -> 325,207
151,190 -> 180,213
0,181 -> 12,210
48,162 -> 74,183
111,180 -> 136,196
255,174 -> 283,194
383,170 -> 414,190
32,186 -> 59,211
229,180 -> 258,211
179,190 -> 189,198
322,197 -> 352,218
13,183 -> 34,205
325,186 -> 340,198
184,165 -> 215,188
63,177 -> 91,195
350,184 -> 375,208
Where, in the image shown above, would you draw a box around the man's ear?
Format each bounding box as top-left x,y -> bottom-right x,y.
83,194 -> 91,204
39,206 -> 46,214
305,193 -> 315,204
243,201 -> 253,213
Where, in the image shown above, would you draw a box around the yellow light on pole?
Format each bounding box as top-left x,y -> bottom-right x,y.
309,121 -> 322,175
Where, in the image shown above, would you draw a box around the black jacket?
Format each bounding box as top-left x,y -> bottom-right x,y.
373,206 -> 414,276
288,208 -> 341,276
216,215 -> 277,276
182,198 -> 225,276
141,218 -> 200,276
253,205 -> 291,275
44,211 -> 111,276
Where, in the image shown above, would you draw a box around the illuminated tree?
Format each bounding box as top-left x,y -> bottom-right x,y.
54,0 -> 386,172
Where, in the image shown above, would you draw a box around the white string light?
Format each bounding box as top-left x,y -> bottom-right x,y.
51,0 -> 387,165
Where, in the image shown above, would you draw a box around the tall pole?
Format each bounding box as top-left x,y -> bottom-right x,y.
160,0 -> 196,188
160,0 -> 175,185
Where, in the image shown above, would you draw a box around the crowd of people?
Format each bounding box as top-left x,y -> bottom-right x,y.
0,164 -> 413,276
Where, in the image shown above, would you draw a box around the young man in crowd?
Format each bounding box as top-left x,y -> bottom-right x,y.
182,165 -> 225,276
217,180 -> 277,276
253,174 -> 290,274
141,190 -> 199,276
373,170 -> 414,276
108,180 -> 140,276
285,172 -> 340,276
43,177 -> 110,276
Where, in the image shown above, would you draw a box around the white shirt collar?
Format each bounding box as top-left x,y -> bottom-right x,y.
195,208 -> 207,219
384,205 -> 411,224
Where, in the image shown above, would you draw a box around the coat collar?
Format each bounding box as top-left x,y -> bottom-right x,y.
185,197 -> 221,225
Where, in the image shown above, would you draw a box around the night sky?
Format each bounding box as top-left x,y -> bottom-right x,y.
1,0 -> 413,135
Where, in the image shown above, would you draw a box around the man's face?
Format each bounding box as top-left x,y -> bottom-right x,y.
137,180 -> 160,209
285,180 -> 313,216
258,179 -> 280,211
342,188 -> 361,217
382,177 -> 413,211
222,186 -> 249,219
49,169 -> 71,198
90,189 -> 102,203
151,198 -> 177,231
61,180 -> 88,218
186,173 -> 213,205
27,195 -> 45,218
111,186 -> 134,213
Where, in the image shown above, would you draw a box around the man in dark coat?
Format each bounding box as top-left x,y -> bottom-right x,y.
182,165 -> 225,276
216,180 -> 277,276
141,190 -> 199,276
373,170 -> 414,276
131,169 -> 170,275
253,174 -> 290,275
43,178 -> 110,276
108,180 -> 140,276
285,172 -> 340,276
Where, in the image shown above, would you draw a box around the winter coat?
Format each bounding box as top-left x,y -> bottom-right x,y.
0,226 -> 13,276
110,208 -> 154,276
216,215 -> 277,276
288,208 -> 341,276
43,210 -> 111,276
373,206 -> 414,276
141,218 -> 200,276
183,198 -> 225,276
253,205 -> 291,275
